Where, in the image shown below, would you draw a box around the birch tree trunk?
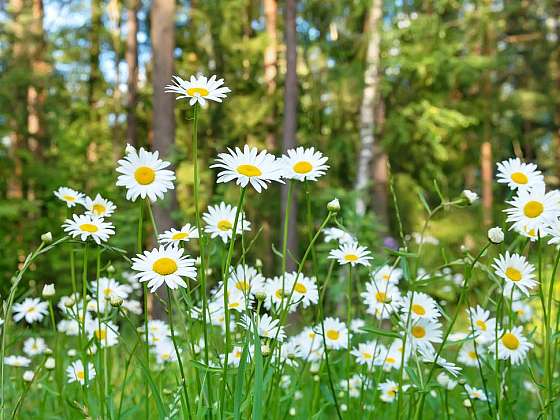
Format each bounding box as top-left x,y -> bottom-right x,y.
126,0 -> 140,146
282,0 -> 298,271
150,0 -> 177,318
355,0 -> 383,216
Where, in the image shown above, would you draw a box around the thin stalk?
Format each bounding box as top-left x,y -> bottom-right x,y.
137,202 -> 150,419
346,265 -> 353,410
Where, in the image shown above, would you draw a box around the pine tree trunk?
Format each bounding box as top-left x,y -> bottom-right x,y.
87,0 -> 103,164
150,0 -> 177,318
126,0 -> 140,146
355,0 -> 383,216
264,0 -> 278,150
282,0 -> 298,271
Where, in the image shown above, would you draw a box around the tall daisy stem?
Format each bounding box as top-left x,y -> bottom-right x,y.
137,202 -> 150,418
346,265 -> 353,410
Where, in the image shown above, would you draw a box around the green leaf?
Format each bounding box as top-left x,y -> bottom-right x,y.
361,326 -> 401,339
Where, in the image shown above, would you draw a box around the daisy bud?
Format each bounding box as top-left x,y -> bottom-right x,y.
67,349 -> 77,357
45,348 -> 53,355
255,258 -> 263,269
64,296 -> 75,308
458,378 -> 466,386
463,399 -> 472,408
42,284 -> 56,298
22,370 -> 34,382
195,257 -> 202,267
41,232 -> 53,243
487,226 -> 504,244
289,408 -> 296,416
340,404 -> 348,412
294,391 -> 303,400
45,357 -> 55,370
261,344 -> 271,357
255,291 -> 267,302
309,362 -> 320,374
110,296 -> 124,308
327,198 -> 340,213
437,372 -> 450,388
462,189 -> 478,204
106,265 -> 116,274
313,375 -> 320,382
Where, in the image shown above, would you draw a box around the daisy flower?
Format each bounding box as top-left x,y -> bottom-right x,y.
221,264 -> 265,299
490,326 -> 533,365
62,214 -> 115,244
458,343 -> 484,367
82,193 -> 116,218
91,277 -> 132,302
418,346 -> 462,376
401,292 -> 440,321
23,337 -> 48,357
4,355 -> 31,367
328,242 -> 373,267
153,340 -> 179,364
210,145 -> 284,193
54,187 -> 84,207
131,246 -> 197,292
321,317 -> 348,350
496,158 -> 544,191
158,223 -> 199,246
239,313 -> 285,342
492,252 -> 537,296
116,145 -> 175,202
13,298 -> 48,324
203,202 -> 251,243
86,320 -> 119,348
406,318 -> 443,351
512,300 -> 533,323
378,380 -> 400,403
165,74 -> 231,106
504,183 -> 560,236
373,265 -> 403,285
66,360 -> 96,386
361,279 -> 401,320
323,227 -> 355,245
376,341 -> 405,371
466,305 -> 496,343
545,218 -> 560,246
281,147 -> 329,182
225,346 -> 251,367
293,328 -> 323,361
464,384 -> 488,401
351,341 -> 380,367
146,320 -> 171,345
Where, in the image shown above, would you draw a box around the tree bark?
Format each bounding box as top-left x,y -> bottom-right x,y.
282,0 -> 298,271
126,0 -> 140,146
264,0 -> 278,150
87,0 -> 103,164
355,0 -> 383,216
371,100 -> 388,227
150,0 -> 177,318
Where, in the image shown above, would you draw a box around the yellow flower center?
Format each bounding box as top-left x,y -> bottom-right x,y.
511,171 -> 528,184
502,332 -> 520,350
411,325 -> 426,338
103,287 -> 112,297
293,161 -> 313,174
161,353 -> 170,360
523,200 -> 544,218
235,280 -> 250,292
229,302 -> 240,308
92,204 -> 106,215
76,370 -> 85,380
171,232 -> 189,240
80,223 -> 98,233
63,195 -> 76,202
27,306 -> 36,314
362,352 -> 373,359
326,329 -> 340,340
294,283 -> 307,293
412,304 -> 426,316
344,254 -> 358,262
152,257 -> 178,275
376,292 -> 387,303
237,164 -> 262,177
186,87 -> 209,97
134,166 -> 156,185
468,351 -> 477,359
476,320 -> 487,331
217,220 -> 233,231
505,267 -> 522,282
95,329 -> 107,340
387,389 -> 397,397
382,274 -> 390,281
386,356 -> 396,364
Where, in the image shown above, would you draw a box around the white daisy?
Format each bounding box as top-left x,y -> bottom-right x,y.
504,183 -> 560,236
13,298 -> 48,324
4,355 -> 31,367
66,360 -> 96,386
116,145 -> 175,202
82,194 -> 116,218
406,318 -> 443,351
62,214 -> 115,244
220,264 -> 265,299
490,326 -> 533,365
378,380 -> 400,403
211,145 -> 284,193
361,279 -> 401,320
496,158 -> 544,191
153,339 -> 179,364
545,218 -> 560,246
466,305 -> 496,343
23,337 -> 48,357
418,346 -> 462,376
512,300 -> 533,323
373,265 -> 403,285
492,252 -> 537,296
158,223 -> 199,246
320,317 -> 348,350
165,74 -> 231,106
458,343 -> 484,367
328,242 -> 373,267
203,202 -> 251,243
86,320 -> 119,348
240,313 -> 285,342
146,320 -> 171,345
54,187 -> 84,207
351,341 -> 380,367
376,341 -> 406,371
131,246 -> 197,292
401,292 -> 440,321
323,227 -> 355,245
281,147 -> 329,182
464,384 -> 488,401
91,277 -> 132,303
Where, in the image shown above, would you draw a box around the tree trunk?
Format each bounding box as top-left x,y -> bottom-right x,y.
371,100 -> 388,227
355,0 -> 383,216
282,0 -> 298,271
150,0 -> 177,319
126,0 -> 140,147
109,0 -> 123,161
87,0 -> 103,164
264,0 -> 278,150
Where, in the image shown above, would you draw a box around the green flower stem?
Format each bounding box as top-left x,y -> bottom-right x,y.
137,202 -> 150,419
346,265 -> 353,410
280,180 -> 294,314
81,243 -> 90,390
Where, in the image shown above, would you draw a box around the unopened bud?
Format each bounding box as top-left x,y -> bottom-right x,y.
106,265 -> 116,274
22,370 -> 34,382
110,296 -> 124,307
64,297 -> 76,308
45,357 -> 55,370
261,344 -> 271,357
42,284 -> 55,298
463,399 -> 472,408
487,226 -> 504,244
255,291 -> 267,302
462,189 -> 478,205
255,258 -> 263,269
41,232 -> 53,243
327,198 -> 340,213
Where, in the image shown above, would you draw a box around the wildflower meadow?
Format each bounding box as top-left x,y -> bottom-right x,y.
2,1 -> 560,419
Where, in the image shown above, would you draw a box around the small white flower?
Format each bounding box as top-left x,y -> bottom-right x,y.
487,226 -> 504,244
45,357 -> 56,370
492,251 -> 537,296
40,232 -> 53,243
281,147 -> 329,182
203,202 -> 251,243
13,298 -> 48,324
22,370 -> 34,382
165,74 -> 231,106
23,337 -> 48,357
66,360 -> 96,386
496,158 -> 544,191
158,224 -> 199,245
328,242 -> 373,267
42,284 -> 56,298
82,193 -> 117,218
4,355 -> 31,367
62,214 -> 115,244
462,189 -> 478,204
327,198 -> 340,212
320,317 -> 348,350
54,187 -> 84,207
